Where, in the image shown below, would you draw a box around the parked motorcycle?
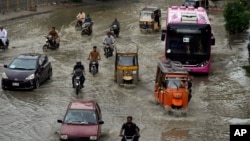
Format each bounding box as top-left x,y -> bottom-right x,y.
89,59 -> 99,77
73,69 -> 84,95
110,24 -> 119,38
0,39 -> 9,50
81,22 -> 93,36
103,44 -> 114,58
43,36 -> 59,51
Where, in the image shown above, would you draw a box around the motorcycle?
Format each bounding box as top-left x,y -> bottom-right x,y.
75,20 -> 83,31
73,69 -> 84,95
103,44 -> 114,58
42,36 -> 59,51
110,24 -> 119,38
81,22 -> 93,36
0,39 -> 9,50
120,135 -> 137,141
89,59 -> 99,77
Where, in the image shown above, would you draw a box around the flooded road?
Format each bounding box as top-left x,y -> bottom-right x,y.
0,0 -> 249,141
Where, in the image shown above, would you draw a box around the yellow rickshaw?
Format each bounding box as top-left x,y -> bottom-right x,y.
139,6 -> 161,32
114,44 -> 139,85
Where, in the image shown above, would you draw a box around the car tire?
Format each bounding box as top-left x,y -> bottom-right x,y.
2,86 -> 6,91
47,69 -> 52,80
34,79 -> 39,89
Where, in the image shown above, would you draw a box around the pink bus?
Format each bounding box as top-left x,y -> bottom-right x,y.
161,6 -> 215,74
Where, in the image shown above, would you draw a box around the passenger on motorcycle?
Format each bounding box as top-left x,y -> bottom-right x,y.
83,14 -> 92,27
120,116 -> 140,141
48,26 -> 60,48
111,18 -> 120,37
88,46 -> 101,73
72,61 -> 85,88
0,25 -> 8,46
103,32 -> 116,55
76,11 -> 85,27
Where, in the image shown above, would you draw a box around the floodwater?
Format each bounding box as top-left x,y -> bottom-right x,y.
0,0 -> 249,141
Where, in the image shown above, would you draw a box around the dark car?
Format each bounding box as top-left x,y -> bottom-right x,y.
1,53 -> 52,90
57,100 -> 104,141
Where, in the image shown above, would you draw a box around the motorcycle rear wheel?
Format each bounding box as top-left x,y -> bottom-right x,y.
43,45 -> 48,51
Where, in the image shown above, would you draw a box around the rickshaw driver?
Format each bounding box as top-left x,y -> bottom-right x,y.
88,46 -> 101,73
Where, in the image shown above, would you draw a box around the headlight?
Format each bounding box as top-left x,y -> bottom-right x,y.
198,61 -> 208,67
90,136 -> 97,140
60,135 -> 68,140
2,72 -> 8,79
25,74 -> 35,80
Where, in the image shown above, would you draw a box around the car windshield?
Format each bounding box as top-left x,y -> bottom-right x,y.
9,58 -> 37,70
64,109 -> 97,125
118,56 -> 137,66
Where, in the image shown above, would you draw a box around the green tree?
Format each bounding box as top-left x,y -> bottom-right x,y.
223,1 -> 250,34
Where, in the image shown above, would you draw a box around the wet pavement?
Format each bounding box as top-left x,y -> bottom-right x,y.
0,0 -> 250,141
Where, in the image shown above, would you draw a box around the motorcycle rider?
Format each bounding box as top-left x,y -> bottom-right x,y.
47,26 -> 60,48
120,116 -> 140,141
88,46 -> 101,73
72,60 -> 85,88
0,25 -> 8,47
103,32 -> 116,56
76,11 -> 85,27
111,18 -> 120,37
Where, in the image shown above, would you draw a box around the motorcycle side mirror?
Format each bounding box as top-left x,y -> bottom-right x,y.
99,120 -> 104,124
3,64 -> 8,68
57,120 -> 63,123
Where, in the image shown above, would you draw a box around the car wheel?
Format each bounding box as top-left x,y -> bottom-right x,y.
34,79 -> 39,89
2,86 -> 6,91
47,69 -> 52,80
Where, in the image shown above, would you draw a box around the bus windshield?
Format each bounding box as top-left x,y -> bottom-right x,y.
166,24 -> 211,55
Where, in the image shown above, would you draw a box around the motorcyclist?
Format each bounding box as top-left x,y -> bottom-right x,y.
88,46 -> 101,73
47,26 -> 60,48
72,61 -> 85,88
120,116 -> 140,141
111,18 -> 120,37
0,25 -> 8,47
103,32 -> 116,56
76,11 -> 85,27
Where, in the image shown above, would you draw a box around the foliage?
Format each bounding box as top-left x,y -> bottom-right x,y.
70,0 -> 82,3
223,1 -> 250,34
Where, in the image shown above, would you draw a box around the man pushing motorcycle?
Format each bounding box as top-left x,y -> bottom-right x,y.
88,46 -> 101,73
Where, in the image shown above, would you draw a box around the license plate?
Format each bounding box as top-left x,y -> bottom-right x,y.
12,82 -> 19,86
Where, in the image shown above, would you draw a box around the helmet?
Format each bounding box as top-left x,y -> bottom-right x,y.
76,60 -> 82,65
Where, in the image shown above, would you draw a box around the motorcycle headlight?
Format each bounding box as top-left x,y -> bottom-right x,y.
60,135 -> 68,140
2,72 -> 8,79
25,74 -> 35,80
90,136 -> 97,140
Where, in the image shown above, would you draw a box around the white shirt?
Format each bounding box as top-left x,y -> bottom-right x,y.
0,28 -> 7,39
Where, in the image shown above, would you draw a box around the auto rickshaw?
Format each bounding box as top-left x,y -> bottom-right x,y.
114,44 -> 139,85
139,6 -> 161,32
154,58 -> 192,115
